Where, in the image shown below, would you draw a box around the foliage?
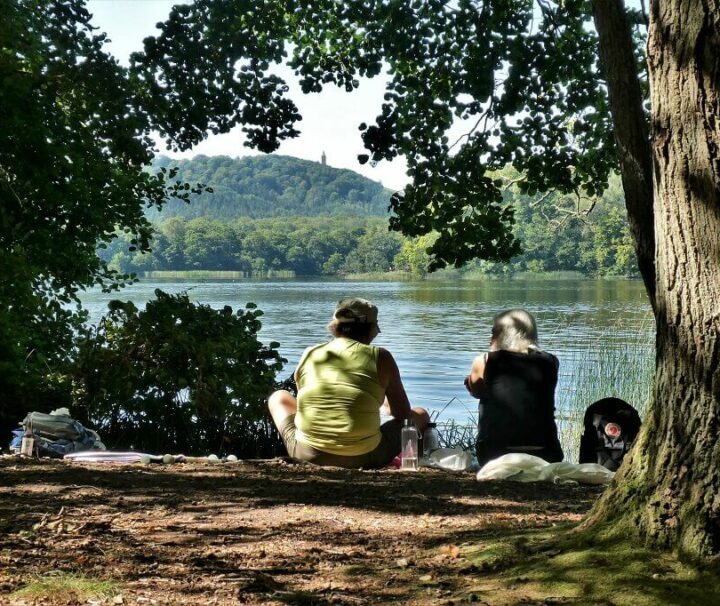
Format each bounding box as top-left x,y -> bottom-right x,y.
150,154 -> 392,220
339,224 -> 404,274
102,174 -> 639,279
103,216 -> 383,276
71,290 -> 285,456
471,171 -> 639,277
394,233 -> 440,277
0,0 -> 207,436
133,0 -> 621,269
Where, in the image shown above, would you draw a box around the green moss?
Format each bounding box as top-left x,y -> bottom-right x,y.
463,526 -> 720,606
12,573 -> 118,601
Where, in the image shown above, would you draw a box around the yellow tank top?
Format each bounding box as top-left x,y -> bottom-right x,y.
295,338 -> 384,455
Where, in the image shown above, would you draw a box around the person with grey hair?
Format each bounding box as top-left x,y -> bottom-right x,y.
268,297 -> 429,469
465,309 -> 564,466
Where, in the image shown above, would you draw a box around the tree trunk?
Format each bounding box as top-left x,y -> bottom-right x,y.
586,0 -> 720,557
591,0 -> 656,311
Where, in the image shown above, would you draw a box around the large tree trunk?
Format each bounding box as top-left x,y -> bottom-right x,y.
591,0 -> 656,311
586,0 -> 720,557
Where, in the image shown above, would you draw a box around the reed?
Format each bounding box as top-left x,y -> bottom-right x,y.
554,326 -> 654,462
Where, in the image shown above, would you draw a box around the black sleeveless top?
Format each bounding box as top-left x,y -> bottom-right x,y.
476,349 -> 563,465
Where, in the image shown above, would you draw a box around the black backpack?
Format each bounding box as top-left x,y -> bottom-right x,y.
578,398 -> 641,471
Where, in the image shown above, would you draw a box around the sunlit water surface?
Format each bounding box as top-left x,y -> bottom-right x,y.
79,278 -> 654,429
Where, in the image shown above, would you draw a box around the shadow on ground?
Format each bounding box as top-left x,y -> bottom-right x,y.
1,457 -> 603,605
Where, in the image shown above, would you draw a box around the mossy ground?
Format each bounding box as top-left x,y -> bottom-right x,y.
462,525 -> 720,605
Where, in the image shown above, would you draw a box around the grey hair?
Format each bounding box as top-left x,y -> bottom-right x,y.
491,309 -> 540,353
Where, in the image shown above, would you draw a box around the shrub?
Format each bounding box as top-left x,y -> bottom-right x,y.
71,290 -> 285,456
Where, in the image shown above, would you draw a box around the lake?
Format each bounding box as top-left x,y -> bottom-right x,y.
79,277 -> 655,453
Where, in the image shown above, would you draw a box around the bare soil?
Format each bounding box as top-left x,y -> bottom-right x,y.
0,456 -> 602,605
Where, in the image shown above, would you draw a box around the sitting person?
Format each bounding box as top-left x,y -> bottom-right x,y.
465,308 -> 564,466
268,297 -> 429,469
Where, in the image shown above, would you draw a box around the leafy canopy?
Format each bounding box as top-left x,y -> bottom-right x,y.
134,0 -> 617,268
0,1 -> 209,425
0,0 -> 636,431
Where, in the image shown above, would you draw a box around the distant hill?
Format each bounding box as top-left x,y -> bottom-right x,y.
150,154 -> 393,220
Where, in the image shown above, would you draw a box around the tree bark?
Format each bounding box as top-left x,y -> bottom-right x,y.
586,0 -> 720,557
591,0 -> 656,312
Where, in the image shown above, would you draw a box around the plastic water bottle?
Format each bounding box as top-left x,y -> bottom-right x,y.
423,423 -> 440,458
20,420 -> 34,457
400,419 -> 418,471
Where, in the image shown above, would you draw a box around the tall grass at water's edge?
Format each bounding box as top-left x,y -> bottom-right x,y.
554,329 -> 654,463
432,324 -> 655,464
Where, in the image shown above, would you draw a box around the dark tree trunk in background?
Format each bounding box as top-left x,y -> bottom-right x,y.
587,0 -> 720,557
591,0 -> 656,311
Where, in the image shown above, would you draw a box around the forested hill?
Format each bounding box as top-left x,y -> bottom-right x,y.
151,155 -> 393,220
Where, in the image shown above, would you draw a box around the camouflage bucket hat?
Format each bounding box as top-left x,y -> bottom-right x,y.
333,297 -> 380,331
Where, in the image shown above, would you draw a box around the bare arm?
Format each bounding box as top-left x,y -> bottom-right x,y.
465,353 -> 488,399
377,348 -> 412,420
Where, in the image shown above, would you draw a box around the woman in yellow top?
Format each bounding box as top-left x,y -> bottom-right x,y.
268,297 -> 429,468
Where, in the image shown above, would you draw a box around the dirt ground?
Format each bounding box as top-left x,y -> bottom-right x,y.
0,456 -> 602,605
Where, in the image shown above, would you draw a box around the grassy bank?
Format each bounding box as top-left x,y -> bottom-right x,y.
344,270 -> 596,281
140,269 -> 638,282
342,270 -> 417,281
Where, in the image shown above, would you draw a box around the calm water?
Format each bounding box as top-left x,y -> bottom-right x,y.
79,278 -> 655,427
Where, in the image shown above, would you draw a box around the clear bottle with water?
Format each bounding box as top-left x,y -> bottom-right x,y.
400,419 -> 418,470
20,419 -> 35,457
423,422 -> 440,459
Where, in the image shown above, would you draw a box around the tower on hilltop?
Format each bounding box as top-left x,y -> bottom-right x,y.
321,151 -> 327,165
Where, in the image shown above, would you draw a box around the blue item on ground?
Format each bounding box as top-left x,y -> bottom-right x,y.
9,411 -> 105,457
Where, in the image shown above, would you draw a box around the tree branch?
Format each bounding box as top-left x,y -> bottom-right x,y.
591,0 -> 656,311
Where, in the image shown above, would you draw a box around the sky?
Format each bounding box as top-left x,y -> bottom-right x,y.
86,0 -> 410,190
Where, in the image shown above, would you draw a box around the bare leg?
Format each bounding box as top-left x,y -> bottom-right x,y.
267,389 -> 297,430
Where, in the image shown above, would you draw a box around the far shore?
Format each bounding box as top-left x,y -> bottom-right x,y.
140,269 -> 637,281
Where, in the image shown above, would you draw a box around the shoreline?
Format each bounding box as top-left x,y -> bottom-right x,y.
140,269 -> 640,282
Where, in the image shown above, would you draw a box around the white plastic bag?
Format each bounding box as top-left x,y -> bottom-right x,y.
475,453 -> 549,482
538,462 -> 615,485
425,448 -> 476,471
476,454 -> 615,485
